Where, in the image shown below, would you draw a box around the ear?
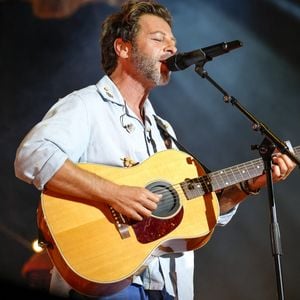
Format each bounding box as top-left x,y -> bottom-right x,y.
114,38 -> 131,58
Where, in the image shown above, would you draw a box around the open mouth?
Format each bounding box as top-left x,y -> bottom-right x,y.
159,60 -> 170,72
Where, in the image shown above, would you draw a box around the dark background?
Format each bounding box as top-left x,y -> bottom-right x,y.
1,0 -> 299,299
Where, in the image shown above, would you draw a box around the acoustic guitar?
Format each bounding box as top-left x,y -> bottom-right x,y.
38,147 -> 299,296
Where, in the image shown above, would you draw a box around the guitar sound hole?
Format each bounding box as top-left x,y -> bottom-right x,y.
146,181 -> 180,218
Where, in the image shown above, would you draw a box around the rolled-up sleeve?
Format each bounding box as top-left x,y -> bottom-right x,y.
217,204 -> 239,226
15,140 -> 69,190
14,93 -> 90,190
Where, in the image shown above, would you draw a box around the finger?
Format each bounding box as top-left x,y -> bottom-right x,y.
128,196 -> 156,218
272,154 -> 294,180
145,190 -> 162,203
271,162 -> 281,179
138,190 -> 161,210
280,154 -> 296,171
129,210 -> 144,222
124,204 -> 151,221
273,153 -> 296,169
111,204 -> 144,222
134,205 -> 153,219
274,156 -> 288,174
141,198 -> 158,211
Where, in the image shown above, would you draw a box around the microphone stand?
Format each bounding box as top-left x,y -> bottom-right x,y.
194,61 -> 300,300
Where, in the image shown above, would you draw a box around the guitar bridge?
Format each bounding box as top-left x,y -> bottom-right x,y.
109,206 -> 130,239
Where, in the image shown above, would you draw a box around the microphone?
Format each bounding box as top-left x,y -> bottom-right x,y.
165,40 -> 243,71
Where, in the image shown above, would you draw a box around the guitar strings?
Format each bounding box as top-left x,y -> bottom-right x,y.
144,158 -> 266,210
143,146 -> 300,210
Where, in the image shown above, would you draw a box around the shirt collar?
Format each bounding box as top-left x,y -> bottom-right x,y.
96,75 -> 155,117
96,75 -> 125,106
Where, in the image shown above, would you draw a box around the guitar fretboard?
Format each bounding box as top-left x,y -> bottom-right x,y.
182,146 -> 300,199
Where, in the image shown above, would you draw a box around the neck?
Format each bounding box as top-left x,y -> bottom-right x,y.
110,69 -> 152,121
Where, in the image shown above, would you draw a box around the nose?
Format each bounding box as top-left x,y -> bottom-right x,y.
165,39 -> 177,56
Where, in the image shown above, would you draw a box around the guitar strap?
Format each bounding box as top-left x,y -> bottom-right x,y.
154,114 -> 212,298
153,114 -> 211,174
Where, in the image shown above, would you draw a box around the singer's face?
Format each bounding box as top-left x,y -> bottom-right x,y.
130,14 -> 177,87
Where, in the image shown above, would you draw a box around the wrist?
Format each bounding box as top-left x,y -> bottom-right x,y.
240,179 -> 260,195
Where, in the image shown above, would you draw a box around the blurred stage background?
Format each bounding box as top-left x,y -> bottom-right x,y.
0,0 -> 299,299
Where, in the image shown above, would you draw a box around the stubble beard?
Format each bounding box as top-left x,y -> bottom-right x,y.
131,44 -> 170,86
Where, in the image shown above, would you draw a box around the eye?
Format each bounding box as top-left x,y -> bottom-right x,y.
152,38 -> 163,42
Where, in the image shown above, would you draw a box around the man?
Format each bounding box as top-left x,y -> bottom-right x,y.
14,1 -> 295,299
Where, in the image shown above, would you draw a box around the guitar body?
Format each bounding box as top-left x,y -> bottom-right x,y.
38,149 -> 220,296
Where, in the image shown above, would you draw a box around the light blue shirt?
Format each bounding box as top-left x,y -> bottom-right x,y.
15,75 -> 237,299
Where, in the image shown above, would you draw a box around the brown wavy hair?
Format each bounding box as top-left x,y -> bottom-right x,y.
100,0 -> 172,75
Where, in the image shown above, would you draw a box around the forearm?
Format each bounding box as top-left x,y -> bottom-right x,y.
45,159 -> 160,221
219,176 -> 264,214
218,184 -> 248,215
45,159 -> 117,206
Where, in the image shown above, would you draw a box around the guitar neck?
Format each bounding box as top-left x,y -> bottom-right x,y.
182,146 -> 300,199
210,157 -> 263,191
